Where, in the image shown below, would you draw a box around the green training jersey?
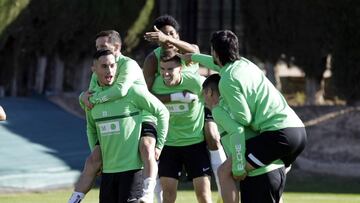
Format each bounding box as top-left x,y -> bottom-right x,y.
152,72 -> 205,146
86,85 -> 169,173
85,54 -> 163,148
154,47 -> 199,75
214,106 -> 284,177
192,53 -> 304,131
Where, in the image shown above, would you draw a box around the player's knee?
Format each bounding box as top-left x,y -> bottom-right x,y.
140,136 -> 155,158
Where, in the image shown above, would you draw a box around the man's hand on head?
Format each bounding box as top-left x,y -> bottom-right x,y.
144,26 -> 169,44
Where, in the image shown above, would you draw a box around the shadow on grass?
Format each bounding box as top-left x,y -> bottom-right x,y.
285,168 -> 360,194
91,168 -> 360,194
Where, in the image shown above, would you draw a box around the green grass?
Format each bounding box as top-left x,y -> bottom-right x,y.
1,189 -> 360,203
1,169 -> 360,203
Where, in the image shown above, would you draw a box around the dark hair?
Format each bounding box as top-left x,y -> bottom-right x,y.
160,54 -> 181,65
93,49 -> 114,60
202,74 -> 221,93
95,30 -> 122,44
153,15 -> 180,32
160,49 -> 178,61
210,30 -> 240,65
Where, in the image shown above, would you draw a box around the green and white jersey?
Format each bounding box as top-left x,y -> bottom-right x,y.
152,72 -> 205,146
86,85 -> 169,173
154,47 -> 199,75
85,54 -> 162,148
192,53 -> 304,132
214,106 -> 283,177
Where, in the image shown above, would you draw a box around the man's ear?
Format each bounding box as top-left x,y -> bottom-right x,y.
114,43 -> 121,52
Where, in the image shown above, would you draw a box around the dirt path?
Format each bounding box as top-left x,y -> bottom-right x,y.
294,105 -> 360,176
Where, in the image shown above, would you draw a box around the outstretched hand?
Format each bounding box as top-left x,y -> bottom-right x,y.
144,26 -> 169,44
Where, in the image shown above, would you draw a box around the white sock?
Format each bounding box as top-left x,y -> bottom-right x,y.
154,176 -> 163,203
209,148 -> 227,196
143,177 -> 157,194
68,191 -> 85,203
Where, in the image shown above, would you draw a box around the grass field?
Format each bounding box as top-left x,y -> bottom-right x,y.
1,169 -> 360,203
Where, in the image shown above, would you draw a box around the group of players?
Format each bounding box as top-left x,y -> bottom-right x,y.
67,15 -> 307,203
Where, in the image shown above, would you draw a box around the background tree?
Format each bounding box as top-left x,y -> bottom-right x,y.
241,0 -> 336,104
332,0 -> 360,104
0,0 -> 154,96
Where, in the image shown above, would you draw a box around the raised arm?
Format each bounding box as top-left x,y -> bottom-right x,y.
144,26 -> 200,54
89,59 -> 142,105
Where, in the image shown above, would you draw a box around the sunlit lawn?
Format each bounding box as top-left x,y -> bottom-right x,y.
1,169 -> 360,203
1,189 -> 360,203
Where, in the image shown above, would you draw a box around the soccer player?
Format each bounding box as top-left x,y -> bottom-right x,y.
143,15 -> 226,202
152,54 -> 213,203
84,49 -> 169,203
181,30 -> 306,181
202,74 -> 286,203
0,105 -> 6,121
68,31 -> 163,203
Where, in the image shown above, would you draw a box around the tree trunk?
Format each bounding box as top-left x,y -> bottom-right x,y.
76,58 -> 92,92
305,76 -> 325,105
34,55 -> 48,94
53,54 -> 64,94
10,42 -> 21,97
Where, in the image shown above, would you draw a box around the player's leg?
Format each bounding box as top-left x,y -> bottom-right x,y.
239,167 -> 286,203
139,122 -> 158,203
160,177 -> 178,203
204,108 -> 226,201
119,169 -> 144,203
158,145 -> 183,203
193,176 -> 212,203
184,142 -> 213,203
68,145 -> 102,203
154,173 -> 163,203
100,169 -> 143,203
217,158 -> 239,203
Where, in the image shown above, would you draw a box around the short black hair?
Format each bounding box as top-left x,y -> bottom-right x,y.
160,49 -> 178,61
93,49 -> 114,60
210,30 -> 240,65
153,15 -> 180,32
95,30 -> 122,44
202,74 -> 221,93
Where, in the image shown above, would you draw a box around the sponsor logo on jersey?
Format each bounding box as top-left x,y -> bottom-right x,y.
166,103 -> 189,113
98,121 -> 120,136
234,144 -> 245,171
